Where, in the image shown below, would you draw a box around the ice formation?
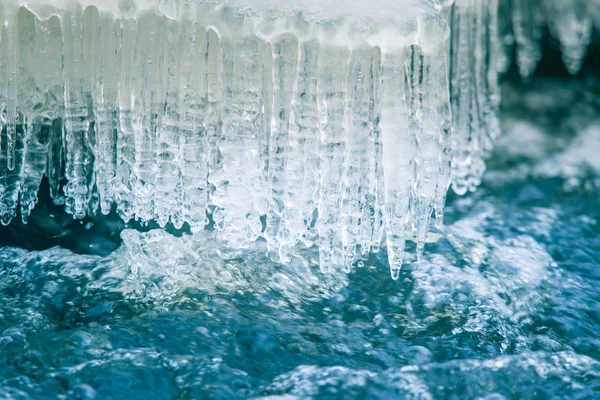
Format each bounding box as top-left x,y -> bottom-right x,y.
0,0 -> 596,277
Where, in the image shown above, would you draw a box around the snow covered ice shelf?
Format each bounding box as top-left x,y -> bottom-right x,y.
0,0 -> 595,277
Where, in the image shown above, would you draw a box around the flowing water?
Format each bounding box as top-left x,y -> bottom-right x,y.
0,76 -> 599,399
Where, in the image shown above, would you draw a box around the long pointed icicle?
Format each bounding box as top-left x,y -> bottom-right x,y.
265,34 -> 299,262
205,28 -> 223,183
93,16 -> 120,215
61,7 -> 92,219
405,45 -> 440,262
4,12 -> 18,172
495,0 -> 515,74
0,121 -> 23,226
1,8 -> 30,225
289,39 -> 321,247
155,18 -> 183,228
368,47 -> 386,255
18,9 -> 51,223
132,13 -> 164,223
316,43 -> 349,273
0,3 -> 3,164
432,34 -> 452,229
115,17 -> 138,222
449,0 -> 474,196
82,7 -> 100,214
357,47 -> 384,258
380,50 -> 411,280
41,17 -> 64,204
179,21 -> 209,230
485,0 -> 501,147
341,47 -> 372,271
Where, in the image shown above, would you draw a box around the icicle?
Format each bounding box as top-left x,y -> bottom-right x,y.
93,15 -> 121,215
0,2 -> 3,152
18,9 -> 51,223
546,0 -> 592,75
511,0 -> 542,79
316,43 -> 349,273
485,0 -> 502,145
61,7 -> 92,219
432,37 -> 452,229
380,50 -> 411,280
340,46 -> 372,271
115,17 -> 138,222
469,0 -> 488,191
132,13 -> 166,223
0,9 -> 28,224
82,7 -> 100,215
288,38 -> 321,246
496,0 -> 515,74
0,124 -> 24,225
449,0 -> 474,196
205,28 -> 223,180
265,34 -> 298,262
46,120 -> 63,203
0,8 -> 4,189
0,132 -> 8,225
445,0 -> 496,197
3,11 -> 18,172
359,46 -> 385,255
155,18 -> 183,228
405,45 -> 442,262
179,21 -> 209,230
39,15 -> 65,204
260,42 -> 273,221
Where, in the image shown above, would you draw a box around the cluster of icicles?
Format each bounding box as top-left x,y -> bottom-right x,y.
0,0 -> 595,278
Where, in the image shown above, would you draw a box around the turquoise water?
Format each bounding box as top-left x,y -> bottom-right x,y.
0,77 -> 599,399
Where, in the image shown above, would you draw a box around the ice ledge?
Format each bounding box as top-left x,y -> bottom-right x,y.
3,0 -> 450,51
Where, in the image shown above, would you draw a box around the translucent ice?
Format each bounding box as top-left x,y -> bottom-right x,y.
496,0 -> 596,77
0,0 -> 596,277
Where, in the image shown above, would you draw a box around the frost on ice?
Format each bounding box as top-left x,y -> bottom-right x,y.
0,0 -> 595,277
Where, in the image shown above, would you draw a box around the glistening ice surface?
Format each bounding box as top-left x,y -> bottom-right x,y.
1,76 -> 599,398
0,0 -> 469,277
3,0 -> 598,277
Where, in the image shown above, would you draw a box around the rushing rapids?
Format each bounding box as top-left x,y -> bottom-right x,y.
0,0 -> 596,277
